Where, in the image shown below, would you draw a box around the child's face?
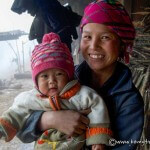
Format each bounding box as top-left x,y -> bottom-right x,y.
37,68 -> 69,97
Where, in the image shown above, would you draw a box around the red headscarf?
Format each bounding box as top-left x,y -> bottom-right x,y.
80,0 -> 135,63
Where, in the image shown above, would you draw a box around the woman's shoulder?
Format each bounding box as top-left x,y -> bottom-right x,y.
114,62 -> 132,81
106,63 -> 143,111
110,62 -> 143,101
116,61 -> 132,74
103,62 -> 133,95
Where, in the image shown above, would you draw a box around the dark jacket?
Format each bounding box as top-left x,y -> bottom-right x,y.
29,14 -> 53,43
11,0 -> 38,16
17,61 -> 144,150
75,61 -> 144,150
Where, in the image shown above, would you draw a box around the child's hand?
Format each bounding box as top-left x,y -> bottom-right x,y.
92,144 -> 105,150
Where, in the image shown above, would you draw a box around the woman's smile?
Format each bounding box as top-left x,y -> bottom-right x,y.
89,54 -> 105,59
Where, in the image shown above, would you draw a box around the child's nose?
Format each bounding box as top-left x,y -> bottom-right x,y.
48,76 -> 55,84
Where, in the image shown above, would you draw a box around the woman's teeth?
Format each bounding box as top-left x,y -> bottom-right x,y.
89,54 -> 104,59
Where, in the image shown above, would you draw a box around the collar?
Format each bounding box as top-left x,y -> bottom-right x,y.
36,80 -> 81,99
49,80 -> 81,111
60,80 -> 81,99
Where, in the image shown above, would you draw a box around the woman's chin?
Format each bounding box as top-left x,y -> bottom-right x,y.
88,62 -> 105,71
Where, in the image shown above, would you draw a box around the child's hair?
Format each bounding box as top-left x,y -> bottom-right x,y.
80,0 -> 135,63
31,32 -> 74,88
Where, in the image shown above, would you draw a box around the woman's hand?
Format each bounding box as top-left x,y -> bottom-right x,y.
38,109 -> 90,137
92,144 -> 105,150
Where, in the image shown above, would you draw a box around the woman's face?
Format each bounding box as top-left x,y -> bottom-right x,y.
80,23 -> 121,73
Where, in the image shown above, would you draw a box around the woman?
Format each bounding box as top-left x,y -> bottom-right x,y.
17,0 -> 144,149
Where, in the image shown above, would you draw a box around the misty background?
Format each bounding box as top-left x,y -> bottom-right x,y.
0,0 -> 36,80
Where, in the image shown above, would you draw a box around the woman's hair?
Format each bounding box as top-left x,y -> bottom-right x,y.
80,0 -> 135,63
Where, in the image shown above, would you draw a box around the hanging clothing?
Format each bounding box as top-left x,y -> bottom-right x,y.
11,0 -> 81,51
11,0 -> 38,16
29,13 -> 53,43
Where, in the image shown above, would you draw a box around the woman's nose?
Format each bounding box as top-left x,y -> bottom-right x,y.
90,38 -> 101,50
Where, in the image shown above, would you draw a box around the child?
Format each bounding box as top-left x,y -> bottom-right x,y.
0,32 -> 112,150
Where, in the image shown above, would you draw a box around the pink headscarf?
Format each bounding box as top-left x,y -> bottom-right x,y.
80,0 -> 136,63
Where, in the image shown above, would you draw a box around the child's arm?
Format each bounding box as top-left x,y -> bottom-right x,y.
85,91 -> 112,146
0,91 -> 37,141
72,86 -> 112,146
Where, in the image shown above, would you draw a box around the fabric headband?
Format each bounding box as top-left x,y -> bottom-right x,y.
80,0 -> 136,63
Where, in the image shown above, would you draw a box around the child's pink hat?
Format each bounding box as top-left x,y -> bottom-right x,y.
31,32 -> 74,87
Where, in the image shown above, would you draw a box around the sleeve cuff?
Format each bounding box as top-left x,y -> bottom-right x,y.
17,110 -> 44,143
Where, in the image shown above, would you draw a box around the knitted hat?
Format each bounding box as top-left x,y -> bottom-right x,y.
31,32 -> 74,87
80,0 -> 136,63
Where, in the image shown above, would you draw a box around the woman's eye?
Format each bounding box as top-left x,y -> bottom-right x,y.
101,34 -> 114,41
82,35 -> 91,40
101,36 -> 110,40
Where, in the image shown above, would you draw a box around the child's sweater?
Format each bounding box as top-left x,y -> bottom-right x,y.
0,80 -> 112,150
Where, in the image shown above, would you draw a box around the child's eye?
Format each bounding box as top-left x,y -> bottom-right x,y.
56,72 -> 63,76
40,74 -> 48,78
